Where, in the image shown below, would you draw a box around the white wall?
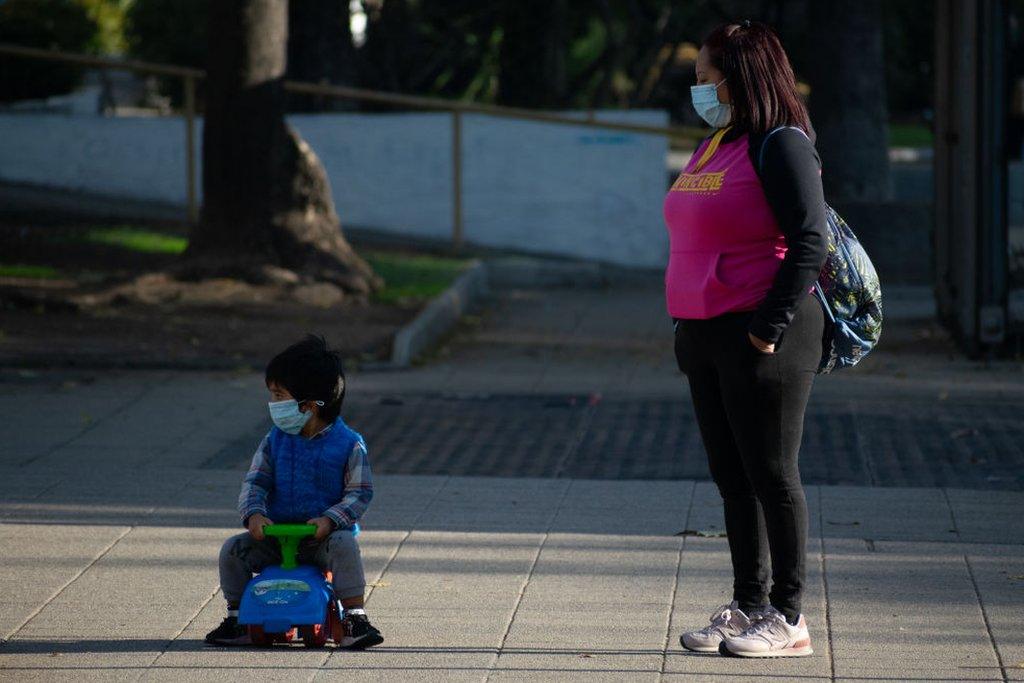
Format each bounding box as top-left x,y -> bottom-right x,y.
0,110 -> 669,267
0,114 -> 195,206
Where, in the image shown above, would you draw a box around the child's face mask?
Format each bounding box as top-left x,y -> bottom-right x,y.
268,399 -> 322,435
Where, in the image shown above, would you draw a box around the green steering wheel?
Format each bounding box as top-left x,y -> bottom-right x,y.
263,524 -> 317,570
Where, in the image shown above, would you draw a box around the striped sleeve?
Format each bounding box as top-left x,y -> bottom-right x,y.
323,439 -> 374,529
238,433 -> 275,526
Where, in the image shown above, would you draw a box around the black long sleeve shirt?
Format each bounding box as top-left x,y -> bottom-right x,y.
709,125 -> 829,345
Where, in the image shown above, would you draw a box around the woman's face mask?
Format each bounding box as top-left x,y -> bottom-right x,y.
690,78 -> 732,128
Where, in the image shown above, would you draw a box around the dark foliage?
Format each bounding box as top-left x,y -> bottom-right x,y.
0,0 -> 97,103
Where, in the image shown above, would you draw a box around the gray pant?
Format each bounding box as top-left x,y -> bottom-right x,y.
218,529 -> 366,605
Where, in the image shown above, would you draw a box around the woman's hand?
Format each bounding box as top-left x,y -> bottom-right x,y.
748,331 -> 775,354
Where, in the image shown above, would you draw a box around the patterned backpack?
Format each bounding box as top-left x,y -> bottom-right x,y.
759,127 -> 883,373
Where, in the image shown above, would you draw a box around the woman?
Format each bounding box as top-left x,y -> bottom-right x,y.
666,21 -> 827,658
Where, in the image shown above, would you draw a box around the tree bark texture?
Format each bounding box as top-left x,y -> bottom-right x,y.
806,0 -> 892,202
189,0 -> 377,294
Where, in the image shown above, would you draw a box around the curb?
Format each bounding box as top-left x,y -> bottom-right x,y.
484,256 -> 661,289
388,259 -> 488,367
485,256 -> 607,289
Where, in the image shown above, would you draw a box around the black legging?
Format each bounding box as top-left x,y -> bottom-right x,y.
674,291 -> 824,621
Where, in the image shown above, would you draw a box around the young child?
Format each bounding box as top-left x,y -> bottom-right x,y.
205,335 -> 383,648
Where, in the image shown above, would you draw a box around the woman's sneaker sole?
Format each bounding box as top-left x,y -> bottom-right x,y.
718,641 -> 813,658
679,636 -> 720,653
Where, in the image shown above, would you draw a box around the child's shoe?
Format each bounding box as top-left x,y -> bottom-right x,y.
679,601 -> 758,653
719,605 -> 813,657
336,609 -> 384,649
204,616 -> 252,646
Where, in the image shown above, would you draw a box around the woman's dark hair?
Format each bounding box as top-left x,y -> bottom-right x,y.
265,335 -> 346,422
702,21 -> 811,136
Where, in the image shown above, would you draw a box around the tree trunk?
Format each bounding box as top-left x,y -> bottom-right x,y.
187,0 -> 377,295
806,0 -> 891,202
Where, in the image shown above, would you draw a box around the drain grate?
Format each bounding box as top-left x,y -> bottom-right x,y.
213,393 -> 1024,490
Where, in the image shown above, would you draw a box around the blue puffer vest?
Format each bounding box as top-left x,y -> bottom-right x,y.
266,417 -> 363,525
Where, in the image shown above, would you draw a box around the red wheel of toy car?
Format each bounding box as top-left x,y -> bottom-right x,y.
300,623 -> 329,648
247,625 -> 273,647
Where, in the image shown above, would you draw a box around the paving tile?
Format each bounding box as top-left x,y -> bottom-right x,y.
947,488 -> 1024,544
492,651 -> 662,676
960,543 -> 1024,682
818,485 -> 959,541
0,523 -> 132,640
826,538 -> 1002,681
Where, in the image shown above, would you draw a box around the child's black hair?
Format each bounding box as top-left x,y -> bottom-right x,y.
265,335 -> 346,422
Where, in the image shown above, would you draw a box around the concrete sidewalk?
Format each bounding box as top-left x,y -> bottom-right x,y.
1,465 -> 1022,682
0,367 -> 1022,681
1,277 -> 1023,681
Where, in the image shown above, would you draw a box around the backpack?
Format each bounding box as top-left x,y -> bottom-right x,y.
759,127 -> 883,373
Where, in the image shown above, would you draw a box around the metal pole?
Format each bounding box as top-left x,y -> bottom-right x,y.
283,78 -> 703,142
0,43 -> 706,145
977,0 -> 1008,347
452,110 -> 463,251
184,74 -> 198,225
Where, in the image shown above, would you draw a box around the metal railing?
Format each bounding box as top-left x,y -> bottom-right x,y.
0,42 -> 703,248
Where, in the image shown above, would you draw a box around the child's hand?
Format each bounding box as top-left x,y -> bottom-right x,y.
306,516 -> 334,541
247,513 -> 273,540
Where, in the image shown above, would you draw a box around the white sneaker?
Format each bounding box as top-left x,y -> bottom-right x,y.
720,605 -> 813,658
680,601 -> 758,653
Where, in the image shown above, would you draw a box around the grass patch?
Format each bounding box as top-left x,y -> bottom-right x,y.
26,223 -> 467,304
889,124 -> 933,148
0,263 -> 63,279
365,250 -> 469,305
82,227 -> 188,255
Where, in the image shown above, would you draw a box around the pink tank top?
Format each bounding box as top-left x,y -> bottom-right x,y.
663,132 -> 787,319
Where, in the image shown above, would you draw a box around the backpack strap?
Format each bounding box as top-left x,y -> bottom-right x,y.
757,125 -> 810,172
691,126 -> 732,173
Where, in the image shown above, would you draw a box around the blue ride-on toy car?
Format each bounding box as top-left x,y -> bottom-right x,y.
237,523 -> 358,647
